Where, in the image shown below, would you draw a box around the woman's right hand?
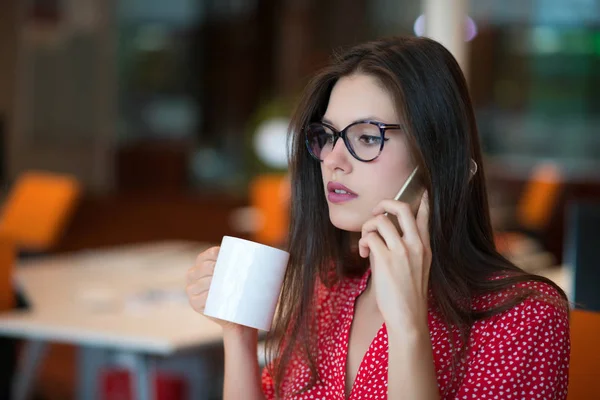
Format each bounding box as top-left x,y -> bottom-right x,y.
186,246 -> 254,335
188,246 -> 264,400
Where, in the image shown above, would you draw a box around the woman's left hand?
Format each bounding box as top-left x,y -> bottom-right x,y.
358,191 -> 432,332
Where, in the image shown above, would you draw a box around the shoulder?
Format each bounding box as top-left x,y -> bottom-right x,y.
471,278 -> 569,346
474,275 -> 567,312
456,279 -> 570,400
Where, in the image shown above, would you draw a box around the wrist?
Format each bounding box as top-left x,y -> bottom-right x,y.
388,330 -> 433,359
386,319 -> 430,343
223,325 -> 259,345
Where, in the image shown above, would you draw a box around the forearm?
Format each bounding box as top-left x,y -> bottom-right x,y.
222,328 -> 265,400
387,327 -> 440,400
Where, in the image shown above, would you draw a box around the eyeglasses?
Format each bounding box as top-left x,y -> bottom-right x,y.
305,120 -> 401,162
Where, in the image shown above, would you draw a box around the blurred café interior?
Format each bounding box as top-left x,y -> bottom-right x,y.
0,0 -> 599,399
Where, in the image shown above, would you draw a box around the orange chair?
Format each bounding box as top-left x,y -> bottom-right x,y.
248,174 -> 290,246
0,171 -> 81,252
515,162 -> 563,233
0,233 -> 15,311
568,309 -> 600,399
494,163 -> 564,269
0,234 -> 15,400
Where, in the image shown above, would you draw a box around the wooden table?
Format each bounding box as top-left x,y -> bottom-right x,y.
0,241 -> 222,400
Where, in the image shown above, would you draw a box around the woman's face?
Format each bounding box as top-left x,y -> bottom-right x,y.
320,73 -> 415,232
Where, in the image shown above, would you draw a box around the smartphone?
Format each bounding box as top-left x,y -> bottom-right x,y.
385,166 -> 426,234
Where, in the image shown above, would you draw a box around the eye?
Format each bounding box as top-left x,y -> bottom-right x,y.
358,135 -> 382,145
316,132 -> 334,147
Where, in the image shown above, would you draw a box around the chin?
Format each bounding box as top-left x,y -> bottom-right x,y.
328,210 -> 364,233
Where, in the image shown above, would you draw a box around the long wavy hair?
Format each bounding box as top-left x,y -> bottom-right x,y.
265,36 -> 567,397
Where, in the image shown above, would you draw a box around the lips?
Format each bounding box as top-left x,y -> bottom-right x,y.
326,182 -> 358,204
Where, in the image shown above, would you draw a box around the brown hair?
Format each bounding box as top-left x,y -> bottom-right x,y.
265,36 -> 567,396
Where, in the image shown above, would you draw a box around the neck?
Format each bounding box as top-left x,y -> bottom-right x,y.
358,271 -> 379,312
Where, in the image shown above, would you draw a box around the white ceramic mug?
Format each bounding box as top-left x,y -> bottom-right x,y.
203,236 -> 289,331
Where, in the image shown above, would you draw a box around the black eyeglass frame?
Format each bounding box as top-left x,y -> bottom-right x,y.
305,120 -> 402,162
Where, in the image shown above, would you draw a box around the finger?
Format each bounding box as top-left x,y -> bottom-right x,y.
415,191 -> 431,253
358,231 -> 389,262
361,213 -> 402,246
196,246 -> 220,264
203,246 -> 221,261
416,191 -> 432,288
360,215 -> 401,257
186,280 -> 211,296
189,291 -> 209,313
358,238 -> 369,258
186,259 -> 216,284
372,200 -> 421,250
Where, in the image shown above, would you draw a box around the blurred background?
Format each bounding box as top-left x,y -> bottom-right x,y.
0,0 -> 599,399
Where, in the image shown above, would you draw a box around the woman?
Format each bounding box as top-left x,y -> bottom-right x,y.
186,36 -> 570,399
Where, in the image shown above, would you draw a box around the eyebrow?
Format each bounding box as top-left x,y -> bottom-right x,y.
321,116 -> 397,127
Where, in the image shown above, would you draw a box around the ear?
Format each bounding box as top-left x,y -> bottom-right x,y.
469,158 -> 478,181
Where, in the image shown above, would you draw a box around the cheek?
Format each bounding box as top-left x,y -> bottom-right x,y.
365,159 -> 413,200
382,144 -> 414,193
367,173 -> 403,203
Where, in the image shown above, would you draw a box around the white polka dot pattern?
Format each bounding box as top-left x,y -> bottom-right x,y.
261,269 -> 570,399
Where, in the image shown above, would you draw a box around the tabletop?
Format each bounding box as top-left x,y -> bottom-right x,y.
0,241 -> 224,355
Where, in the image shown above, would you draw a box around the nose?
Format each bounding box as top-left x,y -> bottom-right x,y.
322,137 -> 353,173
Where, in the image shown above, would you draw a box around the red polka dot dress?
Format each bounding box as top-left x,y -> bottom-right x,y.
261,269 -> 570,399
